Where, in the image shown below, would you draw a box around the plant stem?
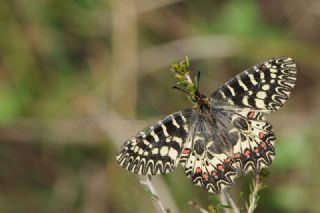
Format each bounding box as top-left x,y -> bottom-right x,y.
219,193 -> 231,213
247,174 -> 262,213
225,191 -> 240,213
140,175 -> 168,213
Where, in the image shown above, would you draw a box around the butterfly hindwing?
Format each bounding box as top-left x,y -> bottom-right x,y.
116,110 -> 190,175
180,108 -> 276,193
182,145 -> 238,193
230,110 -> 275,172
212,57 -> 297,112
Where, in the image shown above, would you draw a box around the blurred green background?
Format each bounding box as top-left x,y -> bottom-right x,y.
0,0 -> 319,212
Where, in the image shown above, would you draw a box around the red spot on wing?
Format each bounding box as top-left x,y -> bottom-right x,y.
259,132 -> 265,140
254,147 -> 260,156
248,111 -> 255,119
182,149 -> 190,154
211,171 -> 218,178
195,167 -> 202,173
260,142 -> 267,149
244,149 -> 251,157
202,173 -> 209,180
217,164 -> 224,171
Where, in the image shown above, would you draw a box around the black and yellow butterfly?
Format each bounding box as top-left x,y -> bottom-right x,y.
116,57 -> 297,193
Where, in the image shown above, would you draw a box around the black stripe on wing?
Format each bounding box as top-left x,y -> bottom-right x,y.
116,109 -> 191,175
211,57 -> 297,112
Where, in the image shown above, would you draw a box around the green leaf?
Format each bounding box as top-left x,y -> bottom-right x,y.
170,56 -> 198,102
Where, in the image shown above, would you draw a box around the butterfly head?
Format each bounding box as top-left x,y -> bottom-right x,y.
194,90 -> 210,112
194,90 -> 204,102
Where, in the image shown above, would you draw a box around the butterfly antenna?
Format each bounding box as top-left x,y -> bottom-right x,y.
172,86 -> 192,95
197,71 -> 201,90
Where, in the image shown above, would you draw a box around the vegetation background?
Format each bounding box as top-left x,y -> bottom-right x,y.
0,0 -> 319,212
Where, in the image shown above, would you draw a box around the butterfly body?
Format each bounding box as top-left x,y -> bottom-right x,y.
116,57 -> 297,193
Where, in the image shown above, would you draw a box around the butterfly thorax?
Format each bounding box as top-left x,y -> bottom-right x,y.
193,91 -> 211,114
190,91 -> 237,157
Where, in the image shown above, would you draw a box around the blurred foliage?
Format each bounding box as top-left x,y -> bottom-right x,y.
0,0 -> 319,212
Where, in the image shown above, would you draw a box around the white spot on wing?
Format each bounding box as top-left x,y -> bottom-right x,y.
270,73 -> 277,78
242,96 -> 251,107
171,116 -> 180,128
160,146 -> 169,156
173,136 -> 183,145
143,139 -> 149,146
220,90 -> 227,99
262,84 -> 270,90
134,146 -> 139,153
181,113 -> 186,122
287,63 -> 296,68
161,124 -> 169,137
256,91 -> 267,99
227,85 -> 236,96
238,78 -> 248,91
140,131 -> 146,138
248,74 -> 258,85
255,99 -> 265,109
228,99 -> 235,105
270,68 -> 277,73
168,148 -> 178,160
151,131 -> 159,142
152,148 -> 159,155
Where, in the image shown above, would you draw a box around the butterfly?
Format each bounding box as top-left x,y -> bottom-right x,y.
116,57 -> 297,193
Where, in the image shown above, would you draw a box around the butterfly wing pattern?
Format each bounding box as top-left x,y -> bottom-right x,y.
116,57 -> 297,193
211,57 -> 297,112
116,110 -> 190,175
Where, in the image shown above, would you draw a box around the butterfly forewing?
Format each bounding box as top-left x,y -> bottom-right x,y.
116,110 -> 190,175
211,57 -> 297,112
